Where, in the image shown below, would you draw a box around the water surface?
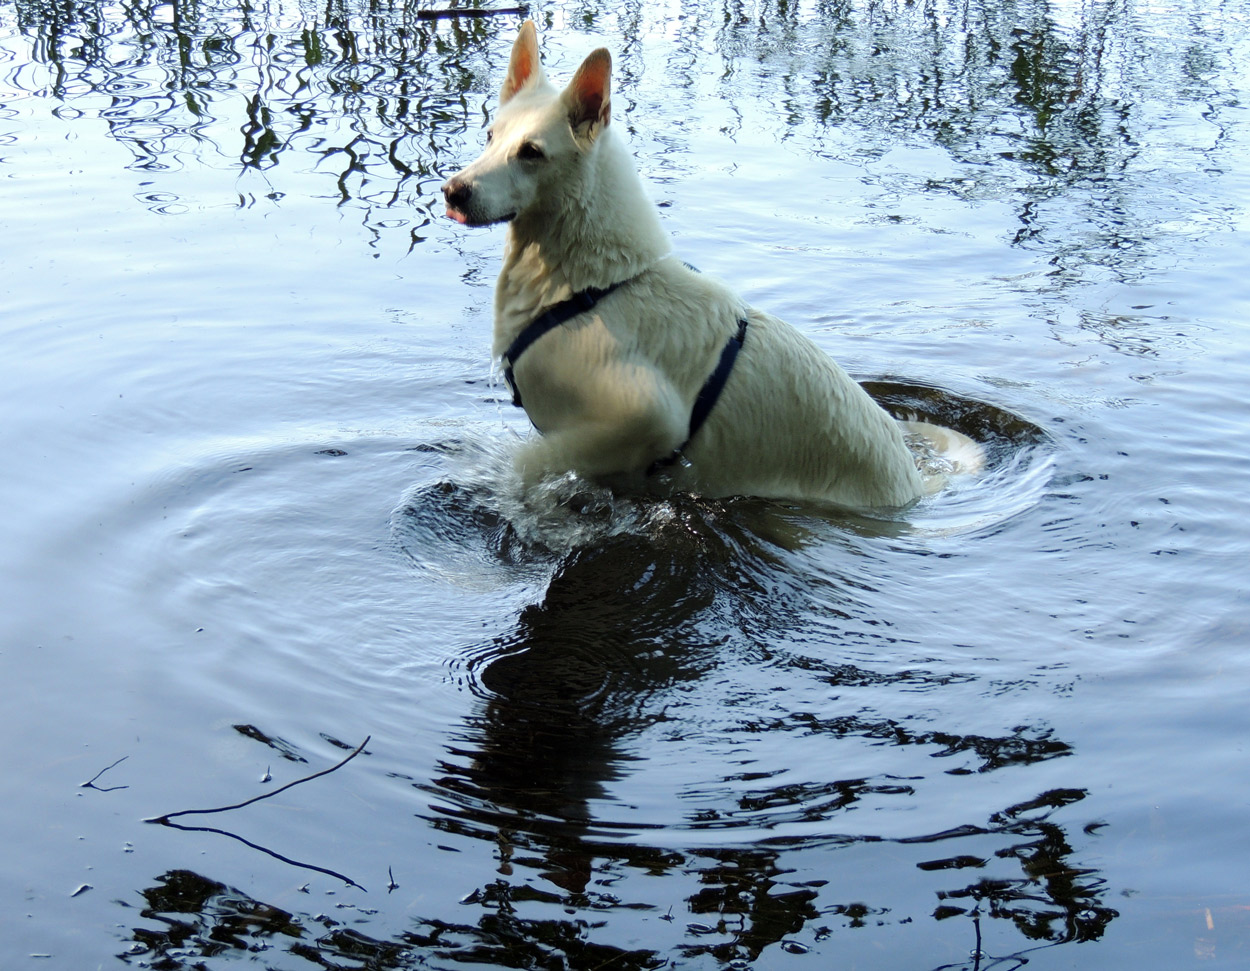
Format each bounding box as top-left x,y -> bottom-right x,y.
2,0 -> 1249,968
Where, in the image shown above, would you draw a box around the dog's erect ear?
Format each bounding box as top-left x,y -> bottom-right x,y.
562,48 -> 611,141
501,20 -> 542,104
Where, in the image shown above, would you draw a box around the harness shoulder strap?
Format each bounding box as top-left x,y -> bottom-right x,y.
501,281 -> 624,409
648,315 -> 749,477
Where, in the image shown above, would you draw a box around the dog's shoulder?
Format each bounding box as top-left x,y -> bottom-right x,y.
628,256 -> 746,324
609,256 -> 749,374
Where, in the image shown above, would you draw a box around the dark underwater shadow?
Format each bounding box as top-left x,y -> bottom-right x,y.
390,474 -> 1117,966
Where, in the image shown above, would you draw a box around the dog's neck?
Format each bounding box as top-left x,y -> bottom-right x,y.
492,130 -> 669,355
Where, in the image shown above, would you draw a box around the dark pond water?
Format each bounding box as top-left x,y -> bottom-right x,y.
2,0 -> 1249,967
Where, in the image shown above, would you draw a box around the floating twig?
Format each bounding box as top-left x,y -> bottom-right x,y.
146,736 -> 369,824
416,5 -> 528,20
81,756 -> 129,792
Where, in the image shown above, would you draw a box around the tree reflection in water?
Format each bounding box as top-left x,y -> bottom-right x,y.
8,0 -> 1226,268
9,0 -> 505,243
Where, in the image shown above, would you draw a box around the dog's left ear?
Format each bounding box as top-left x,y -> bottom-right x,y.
562,48 -> 611,143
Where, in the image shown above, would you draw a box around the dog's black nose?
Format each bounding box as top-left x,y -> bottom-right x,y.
443,179 -> 471,210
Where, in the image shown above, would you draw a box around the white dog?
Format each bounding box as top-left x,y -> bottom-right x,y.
443,21 -> 976,508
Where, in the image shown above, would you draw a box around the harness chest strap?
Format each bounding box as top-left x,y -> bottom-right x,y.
499,280 -> 748,476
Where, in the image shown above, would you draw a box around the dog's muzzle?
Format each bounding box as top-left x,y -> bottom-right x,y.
440,177 -> 516,226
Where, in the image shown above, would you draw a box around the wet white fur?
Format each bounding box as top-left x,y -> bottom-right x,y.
444,21 -> 966,508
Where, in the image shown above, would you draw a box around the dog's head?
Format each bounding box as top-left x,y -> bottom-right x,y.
441,21 -> 613,227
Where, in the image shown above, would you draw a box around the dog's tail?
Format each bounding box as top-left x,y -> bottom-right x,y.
900,420 -> 987,492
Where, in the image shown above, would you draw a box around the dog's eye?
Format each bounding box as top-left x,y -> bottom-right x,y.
517,141 -> 545,162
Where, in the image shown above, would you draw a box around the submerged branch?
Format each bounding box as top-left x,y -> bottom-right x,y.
159,819 -> 367,891
146,736 -> 372,891
416,6 -> 528,20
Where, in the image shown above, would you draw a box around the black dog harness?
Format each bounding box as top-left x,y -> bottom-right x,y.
500,274 -> 748,477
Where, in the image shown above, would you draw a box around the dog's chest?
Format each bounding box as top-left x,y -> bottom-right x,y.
491,246 -> 570,356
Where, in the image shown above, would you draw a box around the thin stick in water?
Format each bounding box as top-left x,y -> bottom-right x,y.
82,755 -> 130,791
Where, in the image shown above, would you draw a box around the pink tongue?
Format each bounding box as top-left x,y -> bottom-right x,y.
445,207 -> 468,224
